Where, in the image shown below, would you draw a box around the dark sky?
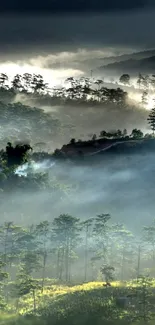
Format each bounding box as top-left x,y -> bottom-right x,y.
0,0 -> 154,14
0,2 -> 155,66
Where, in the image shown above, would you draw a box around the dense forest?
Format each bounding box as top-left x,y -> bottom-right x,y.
0,71 -> 155,324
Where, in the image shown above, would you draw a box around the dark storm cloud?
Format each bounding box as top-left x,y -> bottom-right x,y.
0,10 -> 155,61
0,0 -> 154,14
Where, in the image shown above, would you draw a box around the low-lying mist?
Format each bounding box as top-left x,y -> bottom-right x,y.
1,149 -> 155,234
0,80 -> 153,236
8,91 -> 150,148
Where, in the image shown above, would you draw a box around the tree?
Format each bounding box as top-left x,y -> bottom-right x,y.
0,222 -> 14,271
122,128 -> 128,137
0,259 -> 9,308
119,74 -> 130,85
147,107 -> 155,134
135,276 -> 154,323
94,79 -> 104,101
92,134 -> 97,141
100,265 -> 115,283
100,130 -> 108,138
53,214 -> 80,282
94,79 -> 104,89
35,221 -> 51,292
137,73 -> 144,89
22,73 -> 33,92
65,77 -> 79,100
3,142 -> 32,168
113,224 -> 134,281
81,218 -> 94,282
143,220 -> 155,276
130,129 -> 143,139
141,91 -> 148,106
0,73 -> 8,89
70,138 -> 76,145
15,269 -> 41,312
93,214 -> 111,266
11,74 -> 23,92
21,251 -> 41,276
31,74 -> 47,94
150,74 -> 155,90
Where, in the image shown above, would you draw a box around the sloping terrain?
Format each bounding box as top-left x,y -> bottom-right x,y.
98,52 -> 155,75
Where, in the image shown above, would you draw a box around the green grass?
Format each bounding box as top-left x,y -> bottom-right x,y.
1,280 -> 155,325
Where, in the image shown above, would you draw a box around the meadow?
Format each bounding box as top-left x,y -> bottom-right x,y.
1,279 -> 155,325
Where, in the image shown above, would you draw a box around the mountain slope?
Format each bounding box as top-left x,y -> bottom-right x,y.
98,49 -> 155,66
98,52 -> 155,75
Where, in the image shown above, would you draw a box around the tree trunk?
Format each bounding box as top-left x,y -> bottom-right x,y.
33,290 -> 36,312
137,245 -> 141,280
121,248 -> 125,281
84,228 -> 88,282
41,253 -> 46,293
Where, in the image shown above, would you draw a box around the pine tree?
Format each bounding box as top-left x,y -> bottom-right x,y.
135,276 -> 154,323
35,221 -> 51,292
147,106 -> 155,134
93,214 -> 111,266
81,218 -> 94,282
143,219 -> 155,276
0,259 -> 9,309
53,214 -> 80,282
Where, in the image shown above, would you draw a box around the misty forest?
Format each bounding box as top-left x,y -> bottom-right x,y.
1,70 -> 155,325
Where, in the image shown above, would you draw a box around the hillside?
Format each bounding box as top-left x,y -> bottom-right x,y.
98,54 -> 155,75
97,48 -> 155,66
55,137 -> 155,159
1,280 -> 155,325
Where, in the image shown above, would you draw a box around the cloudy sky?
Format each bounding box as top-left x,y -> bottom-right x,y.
0,1 -> 155,84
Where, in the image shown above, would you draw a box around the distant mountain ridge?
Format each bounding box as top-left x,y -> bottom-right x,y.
97,49 -> 155,75
98,49 -> 155,66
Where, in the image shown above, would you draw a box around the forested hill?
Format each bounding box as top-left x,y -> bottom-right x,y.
53,136 -> 155,161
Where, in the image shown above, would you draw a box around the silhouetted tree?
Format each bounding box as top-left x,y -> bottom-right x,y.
100,130 -> 108,138
70,138 -> 76,145
0,73 -> 8,89
130,129 -> 143,139
119,74 -> 130,85
92,134 -> 97,141
100,265 -> 115,283
22,73 -> 33,92
137,73 -> 144,89
141,91 -> 148,106
11,74 -> 23,92
147,107 -> 155,134
4,142 -> 32,168
31,74 -> 47,93
150,74 -> 155,90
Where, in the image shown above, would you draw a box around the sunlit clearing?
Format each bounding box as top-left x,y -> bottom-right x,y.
127,91 -> 154,110
127,91 -> 142,105
147,96 -> 154,110
0,62 -> 84,88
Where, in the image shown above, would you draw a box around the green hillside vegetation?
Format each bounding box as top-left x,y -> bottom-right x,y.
1,279 -> 155,325
0,71 -> 155,324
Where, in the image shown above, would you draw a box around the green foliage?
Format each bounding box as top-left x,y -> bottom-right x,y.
135,276 -> 155,323
100,265 -> 115,282
3,142 -> 32,168
130,128 -> 144,139
148,107 -> 155,133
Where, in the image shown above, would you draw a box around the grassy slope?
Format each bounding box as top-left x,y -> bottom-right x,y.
1,281 -> 155,325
